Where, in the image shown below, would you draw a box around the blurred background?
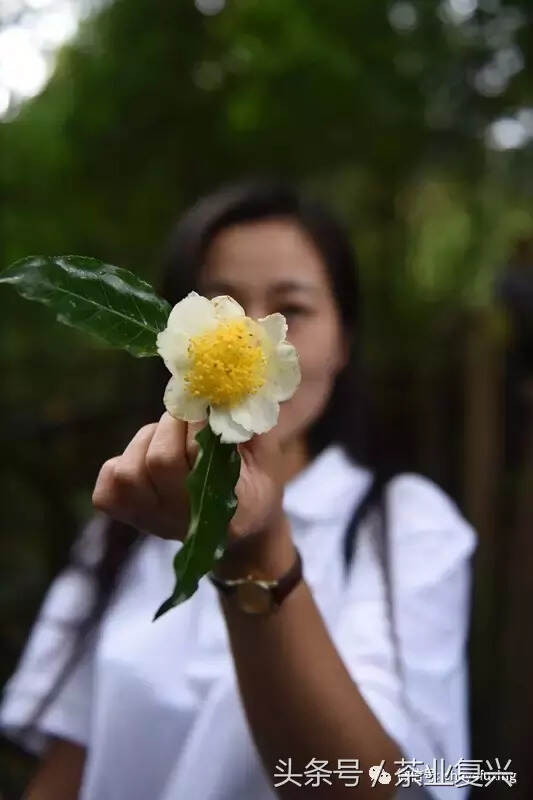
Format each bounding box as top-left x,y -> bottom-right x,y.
0,0 -> 531,796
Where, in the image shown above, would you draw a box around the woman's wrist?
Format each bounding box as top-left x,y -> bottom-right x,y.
212,512 -> 296,580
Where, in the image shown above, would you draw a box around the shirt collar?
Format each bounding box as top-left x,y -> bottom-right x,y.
282,442 -> 372,522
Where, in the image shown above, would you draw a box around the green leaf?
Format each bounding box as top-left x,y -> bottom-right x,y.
0,255 -> 171,357
154,422 -> 241,620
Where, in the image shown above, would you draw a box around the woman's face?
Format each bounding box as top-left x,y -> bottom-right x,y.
197,218 -> 349,447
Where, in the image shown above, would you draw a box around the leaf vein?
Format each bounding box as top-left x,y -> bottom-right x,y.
49,283 -> 160,333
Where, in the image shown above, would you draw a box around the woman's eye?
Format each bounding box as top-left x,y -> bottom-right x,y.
278,305 -> 306,319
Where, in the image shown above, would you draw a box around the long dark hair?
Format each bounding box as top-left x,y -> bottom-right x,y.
20,178 -> 381,741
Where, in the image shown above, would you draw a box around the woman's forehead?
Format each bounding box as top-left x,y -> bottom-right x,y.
199,219 -> 329,292
199,274 -> 321,300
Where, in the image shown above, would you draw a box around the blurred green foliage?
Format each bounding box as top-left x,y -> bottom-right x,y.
1,0 -> 532,795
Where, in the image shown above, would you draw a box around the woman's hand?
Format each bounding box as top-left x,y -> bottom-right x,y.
92,411 -> 287,552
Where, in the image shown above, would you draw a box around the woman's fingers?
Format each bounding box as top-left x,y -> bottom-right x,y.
93,423 -> 160,528
92,414 -> 211,540
92,457 -> 119,513
114,423 -> 159,499
145,412 -> 190,509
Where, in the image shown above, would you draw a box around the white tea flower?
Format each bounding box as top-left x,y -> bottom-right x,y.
156,291 -> 301,443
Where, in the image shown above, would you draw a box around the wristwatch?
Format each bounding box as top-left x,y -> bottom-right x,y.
207,546 -> 303,615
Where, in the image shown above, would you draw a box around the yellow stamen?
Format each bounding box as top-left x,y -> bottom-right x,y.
184,318 -> 267,407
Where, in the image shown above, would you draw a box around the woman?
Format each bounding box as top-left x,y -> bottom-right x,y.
0,181 -> 477,799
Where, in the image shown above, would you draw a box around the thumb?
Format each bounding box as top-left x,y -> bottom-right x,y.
185,418 -> 208,469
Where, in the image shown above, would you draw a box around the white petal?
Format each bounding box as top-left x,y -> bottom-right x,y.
209,406 -> 252,443
267,342 -> 301,401
166,291 -> 217,337
163,375 -> 208,422
257,313 -> 287,346
229,391 -> 279,434
156,327 -> 189,373
211,295 -> 245,320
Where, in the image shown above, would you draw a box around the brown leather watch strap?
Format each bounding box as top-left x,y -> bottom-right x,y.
270,546 -> 303,604
207,572 -> 234,595
208,545 -> 303,609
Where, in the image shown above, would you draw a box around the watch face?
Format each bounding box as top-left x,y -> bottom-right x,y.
236,581 -> 274,614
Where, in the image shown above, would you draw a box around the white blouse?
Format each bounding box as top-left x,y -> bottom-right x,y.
0,443 -> 477,800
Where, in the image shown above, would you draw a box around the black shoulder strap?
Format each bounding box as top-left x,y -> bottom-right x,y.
343,471 -> 390,579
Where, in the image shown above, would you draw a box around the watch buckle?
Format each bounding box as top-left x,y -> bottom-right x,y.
235,575 -> 278,614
